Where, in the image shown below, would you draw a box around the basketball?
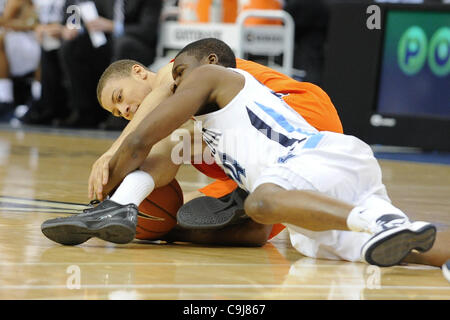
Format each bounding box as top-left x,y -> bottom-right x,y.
135,179 -> 184,240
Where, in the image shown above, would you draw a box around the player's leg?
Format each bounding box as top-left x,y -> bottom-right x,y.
244,182 -> 371,262
244,137 -> 436,267
42,138 -> 182,245
244,182 -> 354,231
164,218 -> 272,247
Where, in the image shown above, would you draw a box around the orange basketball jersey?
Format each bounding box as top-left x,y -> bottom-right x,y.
235,58 -> 343,133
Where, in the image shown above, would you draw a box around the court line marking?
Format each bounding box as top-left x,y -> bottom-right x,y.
0,209 -> 83,214
30,293 -> 450,300
0,196 -> 88,215
0,262 -> 439,270
0,195 -> 87,207
0,262 -> 293,266
0,283 -> 449,291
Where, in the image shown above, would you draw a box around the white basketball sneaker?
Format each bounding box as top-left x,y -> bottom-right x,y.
361,218 -> 436,267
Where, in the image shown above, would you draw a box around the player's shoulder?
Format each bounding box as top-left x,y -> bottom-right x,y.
155,62 -> 174,86
194,64 -> 226,73
193,64 -> 244,82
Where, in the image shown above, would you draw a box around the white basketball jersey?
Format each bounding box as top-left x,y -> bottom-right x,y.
194,68 -> 399,263
193,68 -> 325,192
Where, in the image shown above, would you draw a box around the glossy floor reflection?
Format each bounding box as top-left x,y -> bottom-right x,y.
0,126 -> 449,299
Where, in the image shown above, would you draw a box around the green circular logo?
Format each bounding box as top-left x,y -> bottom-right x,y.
428,27 -> 450,77
398,26 -> 428,75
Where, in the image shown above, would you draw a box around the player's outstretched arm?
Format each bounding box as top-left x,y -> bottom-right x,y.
104,65 -> 228,195
91,132 -> 183,200
88,83 -> 173,199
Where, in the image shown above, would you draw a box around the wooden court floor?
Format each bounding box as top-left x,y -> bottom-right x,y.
0,126 -> 449,300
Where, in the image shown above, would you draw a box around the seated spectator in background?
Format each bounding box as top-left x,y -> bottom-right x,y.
58,0 -> 163,129
55,0 -> 114,129
21,0 -> 71,126
108,0 -> 163,66
0,0 -> 40,121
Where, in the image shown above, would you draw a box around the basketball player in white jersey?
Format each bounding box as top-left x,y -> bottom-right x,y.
42,41 -> 440,268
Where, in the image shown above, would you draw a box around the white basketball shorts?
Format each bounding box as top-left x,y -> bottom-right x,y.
253,132 -> 393,262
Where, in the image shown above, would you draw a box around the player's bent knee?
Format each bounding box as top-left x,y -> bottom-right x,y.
244,192 -> 275,224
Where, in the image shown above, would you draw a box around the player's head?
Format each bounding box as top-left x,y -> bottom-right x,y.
172,38 -> 236,88
174,38 -> 236,69
97,59 -> 155,120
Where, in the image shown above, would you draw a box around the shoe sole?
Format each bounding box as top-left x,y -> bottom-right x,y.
176,196 -> 234,229
41,220 -> 136,246
177,196 -> 250,229
362,222 -> 436,267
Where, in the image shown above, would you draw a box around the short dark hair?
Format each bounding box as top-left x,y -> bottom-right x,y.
174,38 -> 236,68
96,59 -> 147,106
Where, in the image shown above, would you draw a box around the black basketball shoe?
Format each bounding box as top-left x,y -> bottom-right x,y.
177,188 -> 250,229
361,220 -> 436,267
41,200 -> 138,245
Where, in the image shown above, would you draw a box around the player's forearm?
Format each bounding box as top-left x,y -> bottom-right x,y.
105,123 -> 174,191
125,88 -> 210,162
107,68 -> 214,187
102,142 -> 151,198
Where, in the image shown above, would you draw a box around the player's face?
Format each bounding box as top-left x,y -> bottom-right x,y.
171,53 -> 204,92
100,66 -> 153,120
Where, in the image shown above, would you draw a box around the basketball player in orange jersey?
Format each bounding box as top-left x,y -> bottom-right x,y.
86,38 -> 342,242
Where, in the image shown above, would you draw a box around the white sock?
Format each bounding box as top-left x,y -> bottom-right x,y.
0,79 -> 13,103
110,170 -> 155,206
347,206 -> 410,234
346,195 -> 411,234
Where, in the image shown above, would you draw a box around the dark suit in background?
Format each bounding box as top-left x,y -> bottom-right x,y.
112,0 -> 163,65
59,0 -> 163,129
